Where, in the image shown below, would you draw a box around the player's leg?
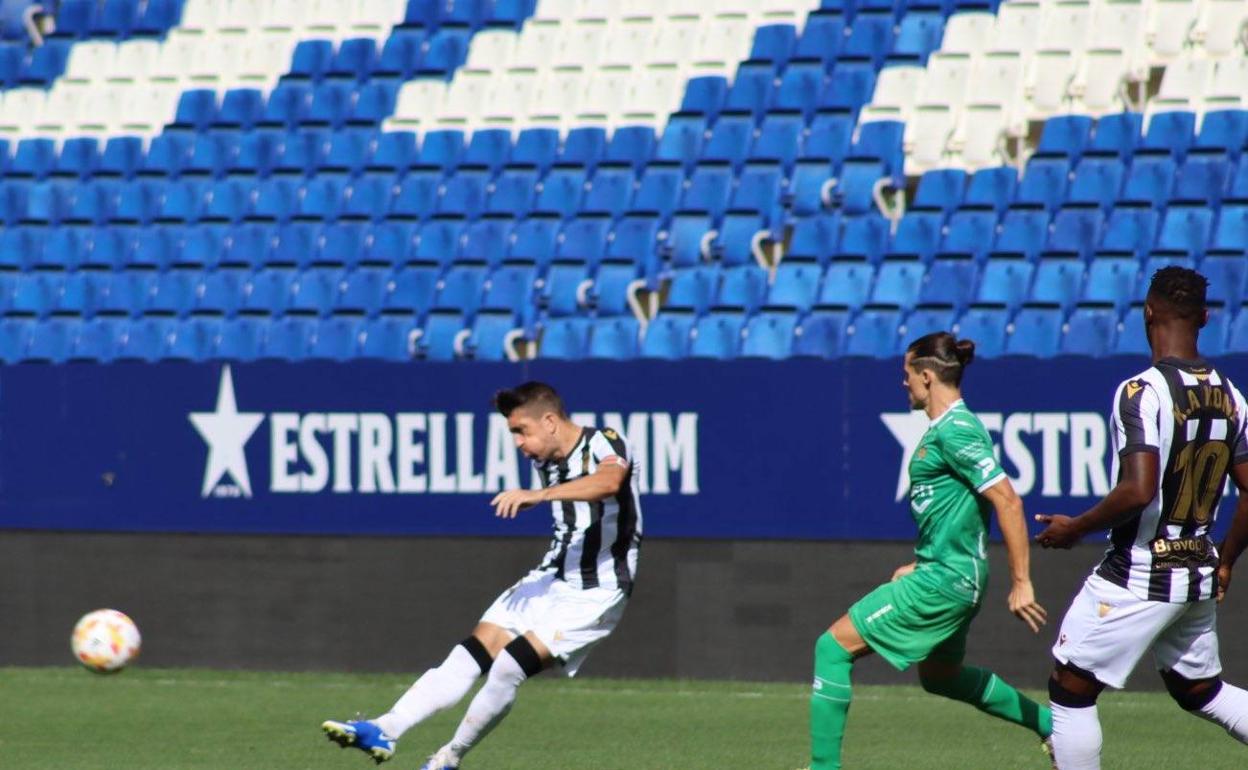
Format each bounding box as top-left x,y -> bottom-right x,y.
424,632 -> 553,769
372,623 -> 510,738
810,613 -> 872,770
1154,599 -> 1248,744
916,622 -> 1052,739
1048,662 -> 1106,770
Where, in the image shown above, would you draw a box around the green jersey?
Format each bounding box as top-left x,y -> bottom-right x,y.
907,400 -> 1006,605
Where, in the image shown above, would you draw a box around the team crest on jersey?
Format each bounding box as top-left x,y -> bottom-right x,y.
1125,380 -> 1144,400
917,446 -> 927,460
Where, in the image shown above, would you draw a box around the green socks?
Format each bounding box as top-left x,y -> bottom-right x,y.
811,632 -> 855,770
921,665 -> 1053,738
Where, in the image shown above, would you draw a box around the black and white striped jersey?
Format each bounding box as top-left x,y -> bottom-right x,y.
533,427 -> 643,595
1096,357 -> 1248,602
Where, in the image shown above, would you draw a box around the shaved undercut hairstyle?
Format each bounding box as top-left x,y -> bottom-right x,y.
907,332 -> 976,387
493,381 -> 567,419
1147,266 -> 1208,326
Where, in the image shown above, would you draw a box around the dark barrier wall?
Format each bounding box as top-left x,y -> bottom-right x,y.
7,532 -> 1248,689
3,357 -> 1246,539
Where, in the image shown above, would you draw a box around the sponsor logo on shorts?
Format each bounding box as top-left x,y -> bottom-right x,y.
865,604 -> 894,624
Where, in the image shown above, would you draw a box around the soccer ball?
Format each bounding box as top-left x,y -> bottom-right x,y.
71,609 -> 141,673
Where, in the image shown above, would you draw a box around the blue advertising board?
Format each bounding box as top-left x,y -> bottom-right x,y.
0,357 -> 1244,541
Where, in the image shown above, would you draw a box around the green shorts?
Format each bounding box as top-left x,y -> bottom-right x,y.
847,571 -> 980,671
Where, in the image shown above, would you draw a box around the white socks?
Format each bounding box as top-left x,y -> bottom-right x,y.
1197,682 -> 1248,743
1050,702 -> 1103,770
444,647 -> 535,761
375,643 -> 488,738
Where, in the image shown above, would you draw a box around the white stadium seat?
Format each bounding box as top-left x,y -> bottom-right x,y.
648,16 -> 701,66
1086,0 -> 1148,59
352,0 -> 408,36
990,1 -> 1041,56
555,20 -> 608,68
529,68 -> 588,126
1070,49 -> 1136,116
1146,0 -> 1201,64
63,41 -> 117,84
0,89 -> 46,134
921,53 -> 973,111
108,40 -> 160,84
1192,0 -> 1248,59
939,12 -> 996,57
438,69 -> 494,125
692,16 -> 754,66
1037,1 -> 1091,56
610,0 -> 669,22
118,83 -> 179,133
232,30 -> 297,84
904,106 -> 957,175
466,29 -> 519,72
178,0 -> 226,34
480,68 -> 543,127
955,104 -> 1020,171
622,65 -> 683,124
578,66 -> 634,123
862,65 -> 926,122
1152,58 -> 1214,111
512,19 -> 564,70
969,51 -> 1025,111
1205,58 -> 1248,106
599,19 -> 656,68
387,79 -> 449,130
1026,49 -> 1079,118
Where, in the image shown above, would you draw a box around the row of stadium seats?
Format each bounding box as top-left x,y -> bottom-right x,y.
7,297 -> 1247,363
46,0 -> 184,41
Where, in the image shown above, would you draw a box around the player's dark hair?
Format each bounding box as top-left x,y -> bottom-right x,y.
906,332 -> 975,386
1147,266 -> 1208,326
494,381 -> 567,419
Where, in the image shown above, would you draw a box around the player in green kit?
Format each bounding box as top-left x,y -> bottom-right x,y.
808,332 -> 1054,769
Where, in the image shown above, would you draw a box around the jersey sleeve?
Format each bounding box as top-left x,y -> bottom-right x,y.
591,428 -> 631,470
1230,383 -> 1248,465
941,419 -> 1007,493
1114,377 -> 1161,456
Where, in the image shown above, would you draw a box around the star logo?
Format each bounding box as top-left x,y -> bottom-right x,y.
189,366 -> 265,498
880,411 -> 931,503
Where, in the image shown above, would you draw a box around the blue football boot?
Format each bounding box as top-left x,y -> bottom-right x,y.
321,719 -> 396,763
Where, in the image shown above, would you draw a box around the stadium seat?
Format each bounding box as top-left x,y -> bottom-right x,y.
1005,303 -> 1063,357
845,306 -> 902,358
740,310 -> 797,359
639,311 -> 695,360
540,317 -> 591,359
689,310 -> 744,359
955,304 -> 1009,359
1061,303 -> 1117,357
792,306 -> 848,358
418,310 -> 466,361
587,317 -> 640,360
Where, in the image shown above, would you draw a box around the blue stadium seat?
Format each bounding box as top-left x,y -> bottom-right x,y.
462,128 -> 512,172
560,126 -> 607,170
591,259 -> 642,316
1088,112 -> 1142,159
741,310 -> 798,359
532,164 -> 584,219
306,80 -> 357,128
702,111 -> 754,170
715,265 -> 768,312
750,24 -> 798,66
458,215 -> 511,267
1061,303 -> 1117,357
841,11 -> 895,67
1198,305 -> 1230,356
665,265 -> 720,315
19,38 -> 71,86
954,304 -> 1008,358
1081,256 -> 1138,310
1171,154 -> 1231,205
845,306 -> 901,357
241,268 -> 293,315
512,128 -> 559,173
1140,111 -> 1195,160
724,61 -> 776,119
605,126 -> 657,172
359,313 -> 416,360
774,61 -> 826,119
731,161 -> 784,219
912,169 -> 966,216
436,262 -> 487,316
795,10 -> 845,65
297,173 -> 349,222
368,131 -> 417,173
893,11 -> 945,64
751,110 -> 803,169
540,317 -> 591,359
587,317 -> 641,360
172,89 -> 218,132
1194,110 -> 1248,159
307,316 -> 363,361
963,166 -> 1017,213
98,136 -> 144,179
1036,115 -> 1094,161
666,211 -> 713,269
91,0 -> 138,37
888,210 -> 942,262
767,260 -> 822,312
1005,303 -> 1062,357
289,39 -> 335,81
418,27 -> 471,76
1099,205 -> 1158,257
1211,200 -> 1248,257
1112,303 -> 1149,356
507,214 -> 560,269
852,121 -> 905,178
51,0 -> 93,39
556,214 -> 610,266
689,310 -> 745,359
364,220 -> 416,264
581,162 -> 635,218
167,316 -> 224,362
118,315 -> 177,362
607,213 -> 661,271
713,211 -> 767,267
54,137 -> 100,179
1016,156 -> 1070,211
386,262 -> 440,315
391,167 -> 442,220
870,256 -> 924,310
542,259 -> 592,317
837,213 -> 890,262
320,220 -> 370,268
976,256 -> 1033,311
289,267 -> 341,316
417,309 -> 466,361
640,311 -> 695,359
939,209 -> 997,262
787,212 -> 838,263
633,162 -> 683,217
350,79 -> 399,124
654,114 -> 705,171
903,305 -> 958,341
133,0 -> 181,36
919,256 -> 976,309
261,82 -> 314,129
1203,252 -> 1248,307
987,209 -> 1044,262
804,110 -> 854,166
438,167 -> 488,218
1152,204 -> 1213,258
487,165 -> 540,217
818,258 -> 873,310
148,268 -> 200,316
788,158 -> 836,216
837,158 -> 888,216
376,27 -> 428,79
1067,156 -> 1125,211
1045,206 -> 1103,260
213,88 -> 265,131
211,315 -> 265,361
28,315 -> 81,363
264,314 -> 315,360
329,37 -> 378,82
482,261 -> 537,317
336,266 -> 391,317
463,310 -> 516,361
12,137 -> 57,180
680,76 -> 729,121
416,129 -> 464,171
1030,257 -> 1084,311
792,306 -> 848,358
0,315 -> 33,362
1119,154 -> 1175,208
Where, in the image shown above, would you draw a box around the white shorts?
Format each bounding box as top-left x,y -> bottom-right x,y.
479,570 -> 628,677
1052,573 -> 1221,689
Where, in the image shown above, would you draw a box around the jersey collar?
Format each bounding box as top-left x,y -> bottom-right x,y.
929,399 -> 966,429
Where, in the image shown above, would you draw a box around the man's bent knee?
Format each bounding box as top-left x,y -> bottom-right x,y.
1160,669 -> 1223,711
1050,662 -> 1104,706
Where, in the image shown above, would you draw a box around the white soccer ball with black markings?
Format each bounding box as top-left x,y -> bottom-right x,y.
71,609 -> 141,673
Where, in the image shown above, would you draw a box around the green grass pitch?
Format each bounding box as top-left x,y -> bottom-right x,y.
0,666 -> 1242,769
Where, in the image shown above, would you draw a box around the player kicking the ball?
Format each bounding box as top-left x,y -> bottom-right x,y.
322,381 -> 642,769
809,332 -> 1053,770
1036,267 -> 1248,768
